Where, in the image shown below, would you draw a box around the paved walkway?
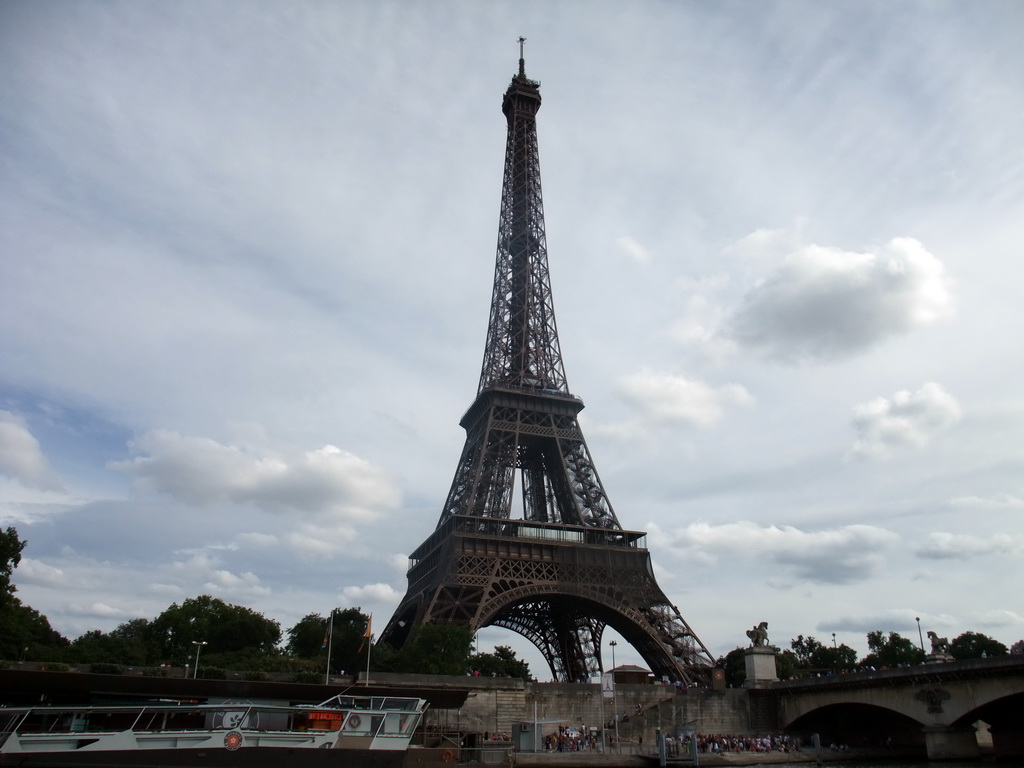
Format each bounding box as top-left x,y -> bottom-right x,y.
515,747 -> 910,767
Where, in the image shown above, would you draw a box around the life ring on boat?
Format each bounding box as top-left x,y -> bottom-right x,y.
224,730 -> 244,751
348,714 -> 362,729
441,749 -> 454,763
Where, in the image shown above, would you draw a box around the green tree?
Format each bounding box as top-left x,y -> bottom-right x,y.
775,649 -> 799,681
327,608 -> 371,674
790,635 -> 827,667
287,609 -> 370,674
0,526 -> 27,610
70,618 -> 156,665
287,612 -> 329,658
384,623 -> 473,675
948,631 -> 1008,659
109,618 -> 157,664
717,647 -> 746,687
861,630 -> 924,669
469,645 -> 532,680
70,630 -> 121,664
789,635 -> 858,674
493,645 -> 531,680
150,595 -> 281,664
0,527 -> 69,660
0,600 -> 69,661
827,644 -> 859,673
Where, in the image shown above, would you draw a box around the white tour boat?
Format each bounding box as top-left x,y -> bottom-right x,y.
0,692 -> 427,767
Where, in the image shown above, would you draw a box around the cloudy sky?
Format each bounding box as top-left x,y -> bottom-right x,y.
2,1 -> 1023,675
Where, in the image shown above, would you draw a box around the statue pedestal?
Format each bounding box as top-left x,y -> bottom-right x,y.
744,646 -> 778,688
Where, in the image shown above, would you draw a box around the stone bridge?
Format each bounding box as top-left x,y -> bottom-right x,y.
773,655 -> 1024,760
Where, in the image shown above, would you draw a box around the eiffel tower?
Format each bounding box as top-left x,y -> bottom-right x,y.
380,43 -> 715,684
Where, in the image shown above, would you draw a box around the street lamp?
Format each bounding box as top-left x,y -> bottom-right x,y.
916,617 -> 924,653
192,640 -> 208,679
832,632 -> 837,649
609,640 -> 618,751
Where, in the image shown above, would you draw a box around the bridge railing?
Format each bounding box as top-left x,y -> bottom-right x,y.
772,654 -> 1024,691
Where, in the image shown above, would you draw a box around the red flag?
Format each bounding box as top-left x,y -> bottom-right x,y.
358,615 -> 372,653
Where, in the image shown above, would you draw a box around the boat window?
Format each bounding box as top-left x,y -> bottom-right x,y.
382,712 -> 404,734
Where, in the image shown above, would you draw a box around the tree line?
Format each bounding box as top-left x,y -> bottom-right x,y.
718,629 -> 1020,687
0,527 -> 530,680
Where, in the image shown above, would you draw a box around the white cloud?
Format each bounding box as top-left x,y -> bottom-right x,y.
973,610 -> 1024,628
0,411 -> 64,492
236,531 -> 280,547
848,382 -> 962,460
202,569 -> 271,598
284,528 -> 357,557
340,583 -> 400,605
725,237 -> 953,362
86,602 -> 127,618
111,431 -> 400,519
614,370 -> 754,429
826,609 -> 959,635
666,293 -> 738,361
149,583 -> 186,597
721,224 -> 805,267
15,557 -> 67,588
654,521 -> 899,584
388,553 -> 411,572
170,552 -> 223,575
915,532 -> 1024,560
949,494 -> 1024,509
615,236 -> 652,263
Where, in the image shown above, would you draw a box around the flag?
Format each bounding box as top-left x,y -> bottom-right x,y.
358,615 -> 372,653
322,613 -> 334,650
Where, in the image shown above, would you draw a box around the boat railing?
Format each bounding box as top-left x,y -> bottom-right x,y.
1,697 -> 426,740
0,710 -> 30,748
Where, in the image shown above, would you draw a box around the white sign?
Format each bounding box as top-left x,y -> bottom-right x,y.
601,672 -> 615,699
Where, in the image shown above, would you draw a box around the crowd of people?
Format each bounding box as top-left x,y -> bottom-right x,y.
688,733 -> 802,754
541,725 -> 600,752
537,724 -> 804,755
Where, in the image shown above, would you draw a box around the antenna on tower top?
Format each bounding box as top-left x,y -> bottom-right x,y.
518,36 -> 526,77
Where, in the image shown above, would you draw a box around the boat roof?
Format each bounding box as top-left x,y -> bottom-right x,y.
0,669 -> 470,711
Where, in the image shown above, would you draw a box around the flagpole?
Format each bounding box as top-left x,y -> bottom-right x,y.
363,614 -> 373,686
324,611 -> 334,685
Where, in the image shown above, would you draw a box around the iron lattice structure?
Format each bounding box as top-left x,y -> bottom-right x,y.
380,49 -> 715,684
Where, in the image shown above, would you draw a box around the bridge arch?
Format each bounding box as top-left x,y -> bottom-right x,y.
786,702 -> 925,750
778,658 -> 1024,760
951,691 -> 1024,758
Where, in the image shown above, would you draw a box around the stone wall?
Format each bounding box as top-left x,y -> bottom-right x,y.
368,674 -> 756,739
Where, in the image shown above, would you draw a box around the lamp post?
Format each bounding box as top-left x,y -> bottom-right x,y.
832,632 -> 837,649
192,640 -> 208,679
609,640 -> 618,752
916,617 -> 924,653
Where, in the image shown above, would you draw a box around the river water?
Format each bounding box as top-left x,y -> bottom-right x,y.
739,764 -> 986,768
746,764 -> 1018,768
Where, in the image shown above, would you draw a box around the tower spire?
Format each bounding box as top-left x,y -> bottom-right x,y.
481,42 -> 557,396
518,36 -> 526,78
